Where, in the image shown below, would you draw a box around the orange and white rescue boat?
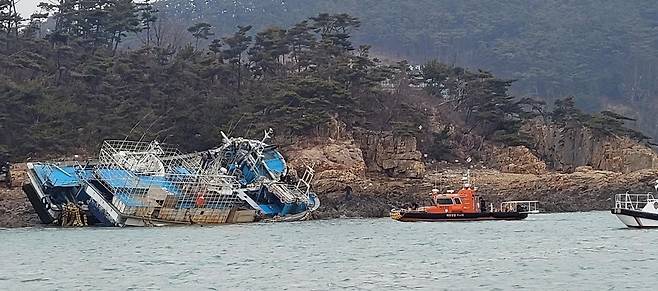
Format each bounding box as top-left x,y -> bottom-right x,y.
390,171 -> 539,222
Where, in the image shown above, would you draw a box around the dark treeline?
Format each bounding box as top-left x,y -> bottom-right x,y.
155,0 -> 658,139
0,1 -> 403,158
0,0 -> 648,160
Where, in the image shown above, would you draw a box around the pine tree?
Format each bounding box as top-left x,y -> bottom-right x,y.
187,22 -> 213,48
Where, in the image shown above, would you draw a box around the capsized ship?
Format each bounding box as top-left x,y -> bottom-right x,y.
23,130 -> 319,227
390,170 -> 539,222
203,130 -> 320,222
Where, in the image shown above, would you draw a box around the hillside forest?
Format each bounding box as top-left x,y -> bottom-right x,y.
0,0 -> 650,163
155,0 -> 658,140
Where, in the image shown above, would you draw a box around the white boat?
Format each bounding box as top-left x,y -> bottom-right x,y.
611,181 -> 658,228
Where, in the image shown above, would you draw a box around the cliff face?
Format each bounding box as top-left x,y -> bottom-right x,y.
523,120 -> 658,173
353,131 -> 425,178
281,129 -> 427,218
284,140 -> 366,178
485,145 -> 548,174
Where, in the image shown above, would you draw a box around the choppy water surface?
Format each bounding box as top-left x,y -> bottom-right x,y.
0,212 -> 656,290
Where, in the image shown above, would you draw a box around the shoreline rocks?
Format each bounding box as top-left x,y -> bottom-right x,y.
2,167 -> 657,227
311,167 -> 658,219
0,187 -> 40,228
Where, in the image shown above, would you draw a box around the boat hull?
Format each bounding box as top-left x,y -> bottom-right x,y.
22,183 -> 56,224
611,208 -> 658,228
390,210 -> 528,222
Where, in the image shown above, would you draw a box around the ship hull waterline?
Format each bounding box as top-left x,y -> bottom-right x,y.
391,210 -> 528,222
612,208 -> 658,228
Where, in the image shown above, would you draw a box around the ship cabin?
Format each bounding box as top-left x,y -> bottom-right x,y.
423,184 -> 482,214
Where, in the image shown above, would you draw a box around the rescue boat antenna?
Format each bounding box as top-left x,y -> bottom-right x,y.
463,169 -> 470,187
463,156 -> 472,187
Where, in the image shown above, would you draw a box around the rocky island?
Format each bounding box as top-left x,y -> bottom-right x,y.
3,117 -> 657,227
1,4 -> 657,227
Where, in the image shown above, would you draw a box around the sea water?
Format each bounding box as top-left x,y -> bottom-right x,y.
0,212 -> 655,290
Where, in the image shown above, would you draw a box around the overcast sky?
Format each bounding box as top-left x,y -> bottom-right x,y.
16,0 -> 41,17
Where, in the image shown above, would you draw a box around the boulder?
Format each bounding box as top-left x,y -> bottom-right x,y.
284,140 -> 366,178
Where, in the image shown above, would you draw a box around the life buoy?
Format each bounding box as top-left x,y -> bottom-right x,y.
42,196 -> 51,210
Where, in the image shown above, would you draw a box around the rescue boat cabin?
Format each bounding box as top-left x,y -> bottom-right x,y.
424,183 -> 482,214
391,170 -> 538,222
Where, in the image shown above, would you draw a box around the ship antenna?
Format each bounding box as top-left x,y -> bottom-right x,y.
464,156 -> 472,187
227,113 -> 246,138
123,110 -> 153,141
138,108 -> 172,143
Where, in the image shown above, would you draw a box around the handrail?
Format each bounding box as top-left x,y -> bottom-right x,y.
614,193 -> 655,210
500,200 -> 540,214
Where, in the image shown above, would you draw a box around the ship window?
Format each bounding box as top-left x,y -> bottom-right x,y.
453,198 -> 462,204
436,198 -> 454,205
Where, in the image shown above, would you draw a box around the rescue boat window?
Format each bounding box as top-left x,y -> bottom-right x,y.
453,198 -> 462,204
436,198 -> 454,205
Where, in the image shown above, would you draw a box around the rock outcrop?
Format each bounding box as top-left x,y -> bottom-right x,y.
485,145 -> 548,174
468,167 -> 658,212
283,139 -> 366,196
354,130 -> 425,178
281,130 -> 427,219
284,139 -> 366,178
0,164 -> 39,228
523,120 -> 658,173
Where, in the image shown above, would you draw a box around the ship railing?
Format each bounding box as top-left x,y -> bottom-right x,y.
98,140 -> 201,176
93,140 -> 246,223
296,166 -> 315,196
500,200 -> 540,214
614,193 -> 655,210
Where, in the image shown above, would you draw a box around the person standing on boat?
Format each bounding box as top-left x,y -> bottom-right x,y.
200,152 -> 211,169
479,198 -> 487,213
